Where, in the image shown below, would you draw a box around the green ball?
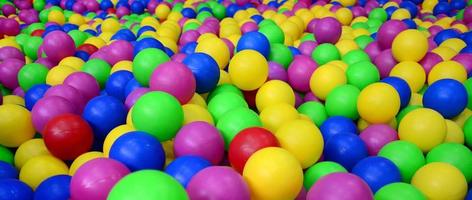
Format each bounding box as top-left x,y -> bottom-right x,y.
18,63 -> 49,92
68,30 -> 88,47
207,84 -> 243,102
258,19 -> 276,27
259,24 -> 285,44
212,4 -> 226,20
172,2 -> 183,12
374,183 -> 426,200
269,43 -> 293,69
303,161 -> 347,190
132,48 -> 170,86
24,36 -> 43,60
25,23 -> 45,35
378,141 -> 425,182
33,0 -> 45,11
325,84 -> 360,119
300,33 -> 315,42
367,19 -> 383,29
464,78 -> 472,109
456,9 -> 465,20
208,92 -> 248,122
297,101 -> 327,127
463,116 -> 472,147
64,10 -> 73,20
81,59 -> 111,88
342,49 -> 371,65
39,9 -> 51,23
108,170 -> 189,200
216,107 -> 262,149
197,11 -> 212,22
355,35 -> 374,49
426,143 -> 472,182
396,105 -> 422,124
0,145 -> 13,164
346,61 -> 380,89
351,22 -> 369,30
183,22 -> 200,32
369,8 -> 388,22
311,43 -> 340,65
132,92 -> 183,142
196,3 -> 209,12
15,33 -> 29,48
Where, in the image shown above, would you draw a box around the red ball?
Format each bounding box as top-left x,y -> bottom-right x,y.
228,127 -> 279,173
31,29 -> 45,37
78,43 -> 99,55
43,114 -> 94,160
242,89 -> 257,110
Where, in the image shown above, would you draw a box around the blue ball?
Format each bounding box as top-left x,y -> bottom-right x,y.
324,134 -> 368,171
451,0 -> 466,10
84,29 -> 97,36
251,15 -> 264,24
183,53 -> 220,93
0,161 -> 17,179
100,0 -> 113,10
110,131 -> 165,171
124,78 -> 142,97
105,71 -> 134,101
164,47 -> 174,57
111,29 -> 136,41
133,38 -> 164,57
288,46 -> 301,56
400,1 -> 418,17
461,31 -> 472,45
74,50 -> 90,61
236,31 -> 270,58
165,156 -> 211,188
181,41 -> 198,55
25,84 -> 51,111
268,1 -> 279,7
42,26 -> 63,37
82,95 -> 127,142
181,8 -> 197,18
62,24 -> 79,32
376,0 -> 388,6
65,0 -> 75,10
466,188 -> 472,200
434,29 -> 461,45
34,175 -> 71,200
319,116 -> 358,142
116,1 -> 130,8
433,2 -> 451,15
385,6 -> 398,18
423,79 -> 468,119
352,156 -> 402,192
405,0 -> 423,5
402,19 -> 417,29
226,4 -> 240,17
136,26 -> 156,37
461,46 -> 472,53
381,77 -> 411,108
0,179 -> 33,200
130,1 -> 144,14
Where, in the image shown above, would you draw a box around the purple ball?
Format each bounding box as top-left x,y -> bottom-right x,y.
63,72 -> 100,101
0,46 -> 24,62
222,38 -> 235,58
18,9 -> 39,24
364,41 -> 382,61
44,84 -> 87,113
171,53 -> 187,63
296,187 -> 307,200
1,18 -> 20,36
149,61 -> 196,104
124,87 -> 150,110
241,21 -> 258,34
428,25 -> 443,37
268,61 -> 288,82
288,55 -> 318,92
104,40 -> 133,65
43,31 -> 76,63
307,19 -> 319,33
295,92 -> 303,108
116,6 -> 130,18
359,124 -> 398,156
374,49 -> 397,78
179,30 -> 200,46
427,37 -> 437,52
1,4 -> 16,17
174,122 -> 225,165
307,172 -> 374,200
304,91 -> 320,102
452,53 -> 472,74
464,6 -> 472,24
187,166 -> 250,200
147,0 -> 158,13
377,20 -> 408,50
299,41 -> 318,56
31,96 -> 77,133
13,87 -> 25,97
313,17 -> 341,44
72,2 -> 86,14
0,58 -> 24,89
35,58 -> 55,69
14,0 -> 32,9
420,52 -> 443,74
351,6 -> 366,18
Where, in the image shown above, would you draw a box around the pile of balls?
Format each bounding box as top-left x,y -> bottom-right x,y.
1,0 -> 472,199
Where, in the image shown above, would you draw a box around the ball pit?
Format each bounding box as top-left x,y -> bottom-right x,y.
1,0 -> 472,199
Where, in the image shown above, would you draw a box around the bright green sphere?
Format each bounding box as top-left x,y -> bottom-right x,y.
303,161 -> 347,190
426,143 -> 472,182
208,92 -> 248,122
311,43 -> 340,65
132,48 -> 170,86
81,59 -> 111,88
325,84 -> 360,119
18,63 -> 49,92
259,24 -> 285,44
378,141 -> 425,182
0,145 -> 13,164
297,101 -> 328,127
342,49 -> 371,65
269,43 -> 293,69
216,107 -> 262,149
346,61 -> 380,89
24,36 -> 43,60
207,84 -> 243,102
374,183 -> 426,200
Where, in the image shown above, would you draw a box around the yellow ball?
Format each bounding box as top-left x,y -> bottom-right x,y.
20,155 -> 69,189
195,37 -> 230,69
103,124 -> 135,157
390,8 -> 411,20
390,61 -> 426,92
334,0 -> 355,6
398,108 -> 446,152
444,120 -> 464,144
102,18 -> 121,33
281,20 -> 301,39
428,61 -> 467,84
188,93 -> 207,108
69,14 -> 85,26
111,60 -> 133,74
335,7 -> 353,25
141,16 -> 160,28
157,36 -> 178,53
48,10 -> 65,25
259,103 -> 299,133
220,25 -> 242,39
453,108 -> 472,128
59,56 -> 84,70
275,119 -> 323,169
3,95 -> 25,106
357,83 -> 401,124
255,80 -> 295,112
14,139 -> 51,169
392,30 -> 428,62
229,50 -> 269,91
69,151 -> 104,175
243,147 -> 303,200
431,46 -> 457,61
412,162 -> 467,200
335,40 -> 359,56
310,64 -> 347,100
46,65 -> 77,86
182,104 -> 214,125
84,37 -> 106,48
0,104 -> 35,148
422,0 -> 438,12
440,38 -> 466,53
155,4 -> 171,20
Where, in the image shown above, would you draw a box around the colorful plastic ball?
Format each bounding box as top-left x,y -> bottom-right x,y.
360,124 -> 398,155
150,61 -> 195,104
311,43 -> 341,65
20,155 -> 68,189
0,161 -> 17,179
357,82 -> 400,124
133,38 -> 163,57
307,172 -> 373,200
187,166 -> 250,200
17,63 -> 48,92
310,64 -> 346,100
412,162 -> 467,200
69,151 -> 104,176
374,183 -> 426,200
0,179 -> 34,200
0,104 -> 35,147
303,161 -> 347,191
13,139 -> 49,170
319,116 -> 358,142
376,20 -> 408,50
378,141 -> 425,182
34,175 -> 71,200
255,80 -> 295,111
195,37 -> 230,69
346,61 -> 380,89
381,77 -> 411,108
374,49 -> 397,78
124,78 -> 142,98
259,103 -> 299,133
63,72 -> 100,101
428,61 -> 467,85
181,42 -> 197,55
165,156 -> 211,188
81,59 -> 111,88
236,31 -> 270,58
132,48 -> 170,86
352,156 -> 402,192
182,53 -> 220,93
105,70 -> 134,101
423,79 -> 467,119
392,30 -> 428,62
44,84 -> 87,113
324,133 -> 368,170
181,104 -> 213,125
216,107 -> 262,148
70,158 -> 130,200
313,17 -> 341,44
82,95 -> 126,142
42,31 -> 75,63
325,84 -> 360,119
0,58 -> 23,90
228,50 -> 269,91
287,55 -> 317,92
208,92 -> 248,122
298,101 -> 327,127
0,146 -> 13,165
31,95 -> 77,133
426,143 -> 472,182
389,61 -> 426,92
269,43 -> 293,69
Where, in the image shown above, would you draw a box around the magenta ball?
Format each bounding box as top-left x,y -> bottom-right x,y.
304,91 -> 320,102
295,92 -> 303,108
174,121 -> 225,165
72,2 -> 86,14
0,58 -> 24,89
116,7 -> 130,18
1,4 -> 16,17
187,166 -> 250,200
13,87 -> 25,97
268,61 -> 288,82
364,41 -> 382,60
420,52 -> 443,74
18,9 -> 39,24
307,19 -> 319,33
222,38 -> 235,57
63,72 -> 100,101
313,17 -> 341,44
452,53 -> 472,74
171,53 -> 187,63
179,30 -> 200,46
31,96 -> 77,133
299,41 -> 317,56
147,0 -> 158,12
0,46 -> 24,62
124,87 -> 150,110
464,6 -> 472,24
104,40 -> 133,65
71,158 -> 130,200
374,49 -> 397,78
288,55 -> 318,92
428,25 -> 443,37
149,61 -> 196,104
1,18 -> 20,36
44,84 -> 87,113
377,20 -> 408,50
351,6 -> 366,17
241,22 -> 258,33
35,58 -> 55,69
427,38 -> 437,52
359,124 -> 398,155
43,31 -> 76,63
296,187 -> 307,200
307,173 -> 373,200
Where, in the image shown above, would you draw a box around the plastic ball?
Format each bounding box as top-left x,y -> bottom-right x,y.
19,155 -> 68,189
297,101 -> 327,127
378,141 -> 426,182
34,175 -> 71,200
165,156 -> 211,188
0,179 -> 33,200
303,161 -> 347,191
381,77 -> 411,108
182,53 -> 220,93
319,116 -> 358,141
313,17 -> 342,44
0,58 -> 23,90
346,61 -> 380,89
43,31 -> 76,63
374,182 -> 426,200
105,70 -> 134,101
377,20 -> 408,50
428,61 -> 467,85
181,104 -> 214,125
69,151 -> 104,176
357,82 -> 400,124
352,156 -> 402,192
389,61 -> 426,92
132,48 -> 170,86
310,64 -> 347,100
0,161 -> 18,179
307,172 -> 373,200
44,84 -> 86,113
311,43 -> 341,65
236,31 -> 270,58
195,37 -> 230,69
259,103 -> 299,133
269,43 -> 293,69
426,143 -> 472,182
359,124 -> 398,155
324,133 -> 368,170
392,30 -> 428,62
286,55 -> 317,92
18,63 -> 48,92
228,50 -> 269,91
255,80 -> 295,111
325,84 -> 360,119
216,107 -> 261,148
423,79 -> 467,119
150,61 -> 195,104
63,72 -> 100,101
208,92 -> 248,122
0,104 -> 35,147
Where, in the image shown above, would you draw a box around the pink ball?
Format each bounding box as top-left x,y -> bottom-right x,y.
0,46 -> 24,62
63,72 -> 100,101
307,19 -> 319,33
241,21 -> 258,33
427,37 -> 437,52
1,18 -> 20,36
307,173 -> 373,200
304,91 -> 320,102
187,166 -> 250,200
71,158 -> 130,200
72,2 -> 86,14
376,20 -> 408,50
179,30 -> 200,46
464,6 -> 472,24
35,57 -> 55,69
374,49 -> 397,78
116,7 -> 130,18
296,187 -> 307,200
104,40 -> 133,65
428,25 -> 443,37
1,4 -> 16,17
171,53 -> 187,63
420,52 -> 443,74
452,53 -> 472,74
43,31 -> 76,63
146,0 -> 158,13
0,58 -> 24,89
31,96 -> 77,133
268,61 -> 288,82
299,41 -> 318,56
173,121 -> 225,165
235,0 -> 249,5
288,55 -> 318,92
18,9 -> 39,24
14,0 -> 31,9
295,92 -> 303,108
364,41 -> 382,60
360,124 -> 398,156
124,87 -> 150,110
44,84 -> 87,113
13,87 -> 25,97
222,38 -> 235,57
313,17 -> 341,44
149,61 -> 196,104
351,6 -> 366,18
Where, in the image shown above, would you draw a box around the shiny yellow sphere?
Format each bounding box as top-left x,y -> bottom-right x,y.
2,95 -> 24,106
357,83 -> 401,124
195,37 -> 230,69
390,61 -> 426,92
84,37 -> 106,48
310,64 -> 347,100
256,80 -> 295,112
259,103 -> 299,133
182,104 -> 214,125
428,61 -> 467,85
392,30 -> 428,62
0,104 -> 35,148
59,56 -> 84,70
335,7 -> 353,25
69,151 -> 104,175
218,69 -> 232,85
390,8 -> 411,20
20,155 -> 69,189
69,14 -> 86,26
48,10 -> 65,25
431,46 -> 457,61
14,139 -> 51,169
440,38 -> 466,53
101,18 -> 121,33
188,93 -> 207,108
336,40 -> 359,56
46,65 -> 77,86
111,61 -> 133,74
445,120 -> 464,144
229,50 -> 268,91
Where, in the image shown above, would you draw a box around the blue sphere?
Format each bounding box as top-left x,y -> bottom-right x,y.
130,1 -> 145,14
137,26 -> 156,37
84,29 -> 97,36
402,19 -> 417,29
133,38 -> 164,57
164,47 -> 174,57
236,31 -> 271,58
165,156 -> 211,188
319,116 -> 358,142
105,71 -> 134,101
183,53 -> 220,93
405,0 -> 423,4
433,2 -> 451,16
288,46 -> 301,56
0,179 -> 33,200
181,8 -> 197,18
466,188 -> 472,200
0,161 -> 17,179
434,29 -> 461,45
100,0 -> 113,10
251,15 -> 264,24
352,156 -> 402,192
111,29 -> 136,41
110,131 -> 165,171
34,175 -> 71,200
62,24 -> 78,32
400,1 -> 418,17
268,1 -> 279,7
124,78 -> 142,97
74,50 -> 90,61
116,1 -> 130,8
226,4 -> 240,17
461,46 -> 472,53
65,0 -> 75,10
25,84 -> 51,111
82,95 -> 127,142
324,134 -> 368,171
385,6 -> 398,18
181,41 -> 198,55
381,77 -> 411,108
423,79 -> 468,119
461,31 -> 472,45
451,0 -> 467,9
